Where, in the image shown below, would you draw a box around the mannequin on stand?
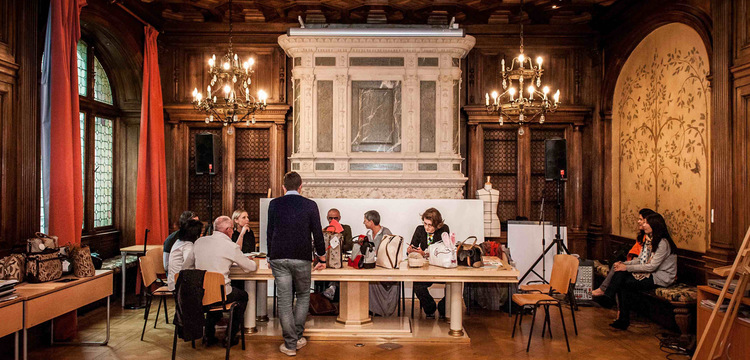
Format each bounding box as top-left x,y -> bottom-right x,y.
476,176 -> 501,237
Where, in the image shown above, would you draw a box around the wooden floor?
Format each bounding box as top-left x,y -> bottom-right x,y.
24,298 -> 682,359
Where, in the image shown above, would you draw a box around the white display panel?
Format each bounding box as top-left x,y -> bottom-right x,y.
507,221 -> 568,286
257,197 -> 485,297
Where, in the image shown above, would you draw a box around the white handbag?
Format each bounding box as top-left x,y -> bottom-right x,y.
376,235 -> 405,269
428,233 -> 457,268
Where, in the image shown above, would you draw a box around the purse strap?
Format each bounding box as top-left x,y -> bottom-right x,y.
458,236 -> 478,249
384,235 -> 402,269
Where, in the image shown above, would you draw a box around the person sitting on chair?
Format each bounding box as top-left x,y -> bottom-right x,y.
167,219 -> 202,291
364,210 -> 398,316
408,207 -> 450,319
325,208 -> 354,252
163,211 -> 198,271
592,208 -> 656,297
603,213 -> 677,330
231,209 -> 256,254
183,216 -> 257,347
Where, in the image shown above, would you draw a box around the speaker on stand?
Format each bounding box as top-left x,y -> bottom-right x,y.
195,133 -> 219,234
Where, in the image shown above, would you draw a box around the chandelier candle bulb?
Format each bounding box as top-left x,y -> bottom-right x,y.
536,56 -> 543,69
485,93 -> 489,106
528,86 -> 535,100
553,90 -> 560,104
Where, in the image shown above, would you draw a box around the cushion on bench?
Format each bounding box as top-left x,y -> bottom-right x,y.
654,283 -> 698,303
593,260 -> 609,277
101,255 -> 139,273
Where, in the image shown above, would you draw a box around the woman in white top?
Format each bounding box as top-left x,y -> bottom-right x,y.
167,219 -> 203,291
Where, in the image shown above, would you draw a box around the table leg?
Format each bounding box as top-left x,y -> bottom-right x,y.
508,283 -> 512,317
121,251 -> 127,308
244,281 -> 257,333
445,283 -> 451,320
23,326 -> 27,360
449,282 -> 464,337
256,280 -> 268,322
337,282 -> 371,326
15,331 -> 18,360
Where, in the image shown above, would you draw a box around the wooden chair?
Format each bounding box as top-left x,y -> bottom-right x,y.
139,255 -> 173,341
518,255 -> 580,335
172,272 -> 245,360
145,247 -> 167,280
511,254 -> 576,352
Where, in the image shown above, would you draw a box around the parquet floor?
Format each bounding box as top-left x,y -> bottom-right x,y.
24,298 -> 684,360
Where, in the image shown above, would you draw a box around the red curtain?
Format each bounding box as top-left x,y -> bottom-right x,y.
135,26 -> 169,245
49,0 -> 86,247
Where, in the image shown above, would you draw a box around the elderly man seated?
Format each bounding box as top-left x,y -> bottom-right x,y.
183,215 -> 257,347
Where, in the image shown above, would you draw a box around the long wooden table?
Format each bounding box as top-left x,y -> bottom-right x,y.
230,257 -> 518,338
14,270 -> 113,360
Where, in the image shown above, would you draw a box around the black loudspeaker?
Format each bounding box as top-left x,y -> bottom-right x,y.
544,138 -> 567,181
195,133 -> 219,175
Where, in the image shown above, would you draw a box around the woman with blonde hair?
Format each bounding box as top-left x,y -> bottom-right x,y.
231,209 -> 256,253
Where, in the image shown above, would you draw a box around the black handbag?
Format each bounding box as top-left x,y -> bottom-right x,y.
359,241 -> 376,269
457,236 -> 483,268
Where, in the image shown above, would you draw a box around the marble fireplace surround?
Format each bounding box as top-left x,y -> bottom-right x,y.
278,33 -> 476,199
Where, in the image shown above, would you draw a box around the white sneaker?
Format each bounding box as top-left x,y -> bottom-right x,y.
323,285 -> 336,300
296,337 -> 308,350
279,343 -> 296,356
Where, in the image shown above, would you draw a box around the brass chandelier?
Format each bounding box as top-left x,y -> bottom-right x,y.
191,0 -> 267,127
485,0 -> 559,135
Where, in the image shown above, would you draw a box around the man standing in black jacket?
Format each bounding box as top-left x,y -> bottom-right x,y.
267,171 -> 326,356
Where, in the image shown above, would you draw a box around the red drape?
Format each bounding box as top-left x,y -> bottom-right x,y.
49,0 -> 86,247
135,26 -> 169,245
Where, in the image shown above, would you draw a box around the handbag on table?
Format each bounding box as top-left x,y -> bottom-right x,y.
376,235 -> 405,269
323,232 -> 343,269
457,236 -> 484,268
70,245 -> 96,277
360,240 -> 376,269
0,253 -> 26,282
26,250 -> 63,283
27,232 -> 58,253
428,233 -> 457,268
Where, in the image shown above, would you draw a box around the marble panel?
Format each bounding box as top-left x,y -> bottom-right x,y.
317,80 -> 333,152
419,163 -> 438,171
349,57 -> 404,66
315,163 -> 335,170
315,57 -> 336,66
350,80 -> 402,152
294,57 -> 301,66
420,81 -> 436,153
350,163 -> 403,171
452,58 -> 460,67
418,57 -> 439,67
293,79 -> 301,153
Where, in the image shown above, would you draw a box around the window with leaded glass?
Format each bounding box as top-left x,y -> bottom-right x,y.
94,117 -> 113,227
77,41 -> 87,96
94,57 -> 113,105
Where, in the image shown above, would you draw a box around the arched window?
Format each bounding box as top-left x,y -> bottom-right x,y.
41,39 -> 116,232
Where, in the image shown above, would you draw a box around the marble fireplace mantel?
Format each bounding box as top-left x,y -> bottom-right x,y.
279,33 -> 475,199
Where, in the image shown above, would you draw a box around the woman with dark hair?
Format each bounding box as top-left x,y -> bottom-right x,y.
408,208 -> 450,319
592,208 -> 657,296
603,213 -> 677,330
167,219 -> 203,291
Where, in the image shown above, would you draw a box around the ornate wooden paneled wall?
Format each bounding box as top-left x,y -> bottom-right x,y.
0,0 -> 40,252
159,23 -> 290,232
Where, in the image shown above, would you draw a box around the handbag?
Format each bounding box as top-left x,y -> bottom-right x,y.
360,240 -> 376,269
323,232 -> 343,269
70,245 -> 95,277
428,233 -> 457,268
376,235 -> 405,269
309,292 -> 337,315
457,236 -> 484,268
408,252 -> 426,268
27,232 -> 58,253
0,254 -> 25,282
26,251 -> 63,283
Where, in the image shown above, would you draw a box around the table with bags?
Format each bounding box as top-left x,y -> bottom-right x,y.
0,233 -> 112,360
230,253 -> 518,339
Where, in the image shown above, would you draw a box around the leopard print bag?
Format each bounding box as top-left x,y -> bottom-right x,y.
1,254 -> 25,282
70,245 -> 95,277
26,252 -> 63,283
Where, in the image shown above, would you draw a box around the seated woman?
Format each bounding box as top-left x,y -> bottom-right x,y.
408,208 -> 450,319
231,209 -> 256,254
592,208 -> 656,296
167,219 -> 203,291
604,213 -> 677,330
364,210 -> 399,316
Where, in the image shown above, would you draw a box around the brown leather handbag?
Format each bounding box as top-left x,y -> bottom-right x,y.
457,236 -> 484,268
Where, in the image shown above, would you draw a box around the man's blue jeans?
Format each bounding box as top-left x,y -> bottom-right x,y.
269,259 -> 312,350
